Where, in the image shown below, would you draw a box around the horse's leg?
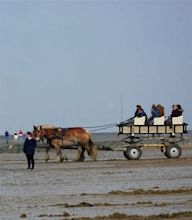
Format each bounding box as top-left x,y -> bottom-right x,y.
90,146 -> 97,161
45,138 -> 53,162
76,146 -> 85,161
45,147 -> 50,162
56,149 -> 63,162
51,139 -> 64,162
86,138 -> 97,161
79,146 -> 85,161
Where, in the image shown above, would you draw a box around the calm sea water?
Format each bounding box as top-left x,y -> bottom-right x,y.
0,133 -> 118,147
0,131 -> 192,149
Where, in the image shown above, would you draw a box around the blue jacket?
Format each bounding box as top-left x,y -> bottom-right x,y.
151,108 -> 160,118
23,138 -> 36,155
135,109 -> 147,117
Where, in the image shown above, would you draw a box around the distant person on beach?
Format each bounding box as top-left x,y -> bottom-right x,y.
23,131 -> 37,170
18,129 -> 23,141
4,131 -> 10,144
14,131 -> 18,141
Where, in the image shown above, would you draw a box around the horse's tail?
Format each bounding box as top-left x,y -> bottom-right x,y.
88,137 -> 97,161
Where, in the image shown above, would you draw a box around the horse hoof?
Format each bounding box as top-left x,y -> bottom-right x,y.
63,155 -> 68,161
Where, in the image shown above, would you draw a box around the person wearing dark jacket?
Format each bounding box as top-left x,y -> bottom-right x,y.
121,105 -> 147,125
134,105 -> 147,117
23,131 -> 37,170
147,104 -> 160,125
165,104 -> 184,127
171,104 -> 183,117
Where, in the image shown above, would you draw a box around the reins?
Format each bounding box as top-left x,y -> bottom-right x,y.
83,122 -> 118,132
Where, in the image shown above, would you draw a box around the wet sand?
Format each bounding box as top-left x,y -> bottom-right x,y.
0,144 -> 192,220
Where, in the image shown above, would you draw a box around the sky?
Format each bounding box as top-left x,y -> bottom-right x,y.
0,0 -> 191,134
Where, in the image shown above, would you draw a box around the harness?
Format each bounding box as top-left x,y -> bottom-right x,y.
45,127 -> 78,148
52,128 -> 68,147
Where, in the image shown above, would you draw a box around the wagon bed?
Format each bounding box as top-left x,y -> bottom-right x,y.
117,123 -> 188,160
118,123 -> 188,135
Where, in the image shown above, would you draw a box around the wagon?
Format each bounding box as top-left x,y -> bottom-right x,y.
117,115 -> 188,160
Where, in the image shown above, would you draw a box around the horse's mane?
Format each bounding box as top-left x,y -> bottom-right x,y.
39,124 -> 57,129
36,125 -> 90,136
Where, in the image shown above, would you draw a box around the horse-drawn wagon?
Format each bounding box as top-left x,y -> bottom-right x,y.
32,114 -> 188,162
117,115 -> 188,160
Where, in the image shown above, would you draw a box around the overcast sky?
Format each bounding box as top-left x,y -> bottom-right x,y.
0,0 -> 191,134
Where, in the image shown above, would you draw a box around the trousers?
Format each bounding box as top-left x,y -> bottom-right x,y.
26,154 -> 35,169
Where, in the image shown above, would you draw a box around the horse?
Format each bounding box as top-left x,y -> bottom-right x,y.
33,125 -> 97,162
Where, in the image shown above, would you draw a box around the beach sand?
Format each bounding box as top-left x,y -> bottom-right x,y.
0,136 -> 192,220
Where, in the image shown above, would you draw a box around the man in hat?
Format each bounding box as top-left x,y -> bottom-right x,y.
23,131 -> 37,170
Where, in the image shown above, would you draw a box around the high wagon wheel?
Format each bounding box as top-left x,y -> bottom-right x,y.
165,144 -> 182,159
123,146 -> 142,160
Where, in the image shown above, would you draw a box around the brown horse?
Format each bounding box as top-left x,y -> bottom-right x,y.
33,125 -> 97,162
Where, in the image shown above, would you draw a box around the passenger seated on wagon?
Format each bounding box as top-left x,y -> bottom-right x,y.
147,104 -> 160,125
147,104 -> 165,125
158,104 -> 164,117
126,105 -> 147,125
165,104 -> 183,127
173,104 -> 183,117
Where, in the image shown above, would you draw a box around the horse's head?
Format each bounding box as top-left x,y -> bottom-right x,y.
33,125 -> 44,142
